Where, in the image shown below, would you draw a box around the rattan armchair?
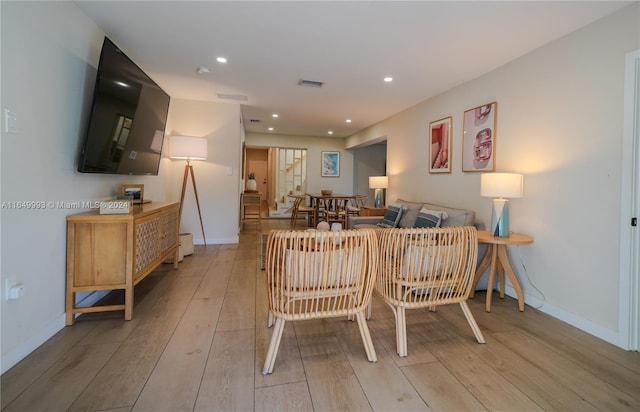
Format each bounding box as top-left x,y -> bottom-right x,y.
376,226 -> 485,357
262,228 -> 379,375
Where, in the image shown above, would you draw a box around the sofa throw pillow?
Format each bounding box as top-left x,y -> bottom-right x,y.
401,242 -> 461,279
414,208 -> 448,228
377,203 -> 404,228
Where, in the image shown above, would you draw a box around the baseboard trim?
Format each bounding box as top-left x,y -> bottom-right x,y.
1,314 -> 66,374
1,290 -> 110,374
202,236 -> 239,245
501,285 -> 620,348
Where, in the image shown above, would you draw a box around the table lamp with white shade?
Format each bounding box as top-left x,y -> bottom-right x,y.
169,135 -> 207,245
369,176 -> 388,208
480,173 -> 523,237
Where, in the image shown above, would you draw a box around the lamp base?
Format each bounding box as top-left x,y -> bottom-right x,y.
374,188 -> 384,208
490,198 -> 510,237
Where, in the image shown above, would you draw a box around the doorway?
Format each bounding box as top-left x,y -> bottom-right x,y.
244,146 -> 308,217
245,147 -> 269,217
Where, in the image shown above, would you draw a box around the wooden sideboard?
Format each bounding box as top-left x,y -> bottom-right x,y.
360,206 -> 387,216
66,201 -> 179,325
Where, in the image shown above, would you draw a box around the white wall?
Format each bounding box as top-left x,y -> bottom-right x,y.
0,3 -> 243,373
347,3 -> 640,346
164,99 -> 242,245
0,1 -> 169,372
246,133 -> 354,195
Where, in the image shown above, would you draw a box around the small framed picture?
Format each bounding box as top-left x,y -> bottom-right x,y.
321,151 -> 340,177
429,116 -> 452,173
120,184 -> 144,204
462,102 -> 497,172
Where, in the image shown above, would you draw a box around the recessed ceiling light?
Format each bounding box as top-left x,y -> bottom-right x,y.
196,66 -> 211,74
272,113 -> 279,118
345,119 -> 352,123
268,127 -> 274,131
328,131 -> 333,135
216,57 -> 227,63
384,76 -> 393,82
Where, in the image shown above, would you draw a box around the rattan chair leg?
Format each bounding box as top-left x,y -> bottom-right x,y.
262,317 -> 286,375
459,301 -> 486,344
397,307 -> 407,357
355,311 -> 378,362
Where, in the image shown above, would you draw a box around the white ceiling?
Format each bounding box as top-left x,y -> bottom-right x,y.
74,1 -> 631,138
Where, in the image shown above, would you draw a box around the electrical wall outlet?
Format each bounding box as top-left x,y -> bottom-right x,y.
4,109 -> 18,134
5,278 -> 24,300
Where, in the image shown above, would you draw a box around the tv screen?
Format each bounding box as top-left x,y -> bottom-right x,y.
78,37 -> 170,175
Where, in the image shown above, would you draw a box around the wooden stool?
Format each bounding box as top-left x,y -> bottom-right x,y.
241,192 -> 262,230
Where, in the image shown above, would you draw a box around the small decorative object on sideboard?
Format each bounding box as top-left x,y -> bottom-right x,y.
321,189 -> 333,196
120,184 -> 145,204
246,172 -> 258,191
99,199 -> 132,215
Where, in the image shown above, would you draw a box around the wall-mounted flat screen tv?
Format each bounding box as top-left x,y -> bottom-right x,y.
78,37 -> 170,175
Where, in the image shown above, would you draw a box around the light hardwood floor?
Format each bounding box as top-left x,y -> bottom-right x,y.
2,219 -> 639,411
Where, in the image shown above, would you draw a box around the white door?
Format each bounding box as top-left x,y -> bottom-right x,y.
619,49 -> 640,351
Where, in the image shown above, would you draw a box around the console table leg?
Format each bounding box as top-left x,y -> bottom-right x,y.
124,285 -> 133,320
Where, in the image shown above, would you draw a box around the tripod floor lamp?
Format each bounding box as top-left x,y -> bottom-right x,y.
169,135 -> 207,246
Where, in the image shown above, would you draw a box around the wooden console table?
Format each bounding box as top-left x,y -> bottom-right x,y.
66,201 -> 179,325
360,206 -> 387,216
470,230 -> 534,312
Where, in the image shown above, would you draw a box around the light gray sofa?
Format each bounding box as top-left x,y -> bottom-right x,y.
347,198 -> 477,229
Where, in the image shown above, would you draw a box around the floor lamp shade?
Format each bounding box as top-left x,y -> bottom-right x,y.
169,135 -> 207,160
369,176 -> 388,208
481,173 -> 523,237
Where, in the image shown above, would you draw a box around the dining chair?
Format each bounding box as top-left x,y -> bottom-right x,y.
290,195 -> 316,228
376,226 -> 484,357
348,194 -> 368,216
262,228 -> 379,374
322,196 -> 349,229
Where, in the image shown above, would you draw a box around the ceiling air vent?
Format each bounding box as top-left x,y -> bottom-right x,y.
217,93 -> 248,101
249,119 -> 261,123
297,79 -> 324,88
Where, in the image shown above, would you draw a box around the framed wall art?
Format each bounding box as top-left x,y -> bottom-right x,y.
462,102 -> 497,172
429,116 -> 452,173
321,151 -> 340,177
